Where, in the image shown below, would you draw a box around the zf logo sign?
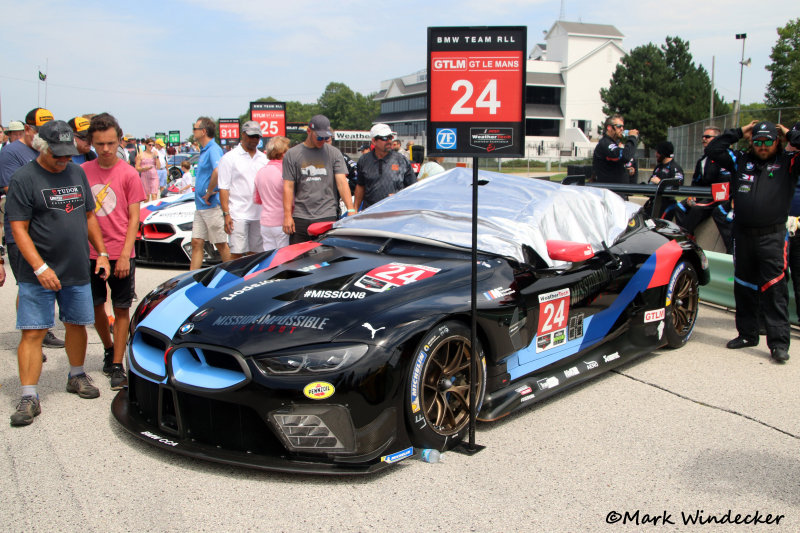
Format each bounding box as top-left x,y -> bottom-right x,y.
436,128 -> 457,150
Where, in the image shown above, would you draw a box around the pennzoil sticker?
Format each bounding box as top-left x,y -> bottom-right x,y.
303,381 -> 335,400
381,446 -> 414,464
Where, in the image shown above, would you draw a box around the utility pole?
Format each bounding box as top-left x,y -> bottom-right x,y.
735,33 -> 747,126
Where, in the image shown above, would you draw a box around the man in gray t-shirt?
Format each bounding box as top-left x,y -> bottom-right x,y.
282,115 -> 355,244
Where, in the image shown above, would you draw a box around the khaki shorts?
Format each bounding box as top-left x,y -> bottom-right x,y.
192,207 -> 227,244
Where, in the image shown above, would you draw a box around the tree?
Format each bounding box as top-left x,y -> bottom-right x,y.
765,18 -> 800,108
600,37 -> 730,147
317,82 -> 379,130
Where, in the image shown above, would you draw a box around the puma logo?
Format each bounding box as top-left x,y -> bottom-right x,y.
362,322 -> 385,339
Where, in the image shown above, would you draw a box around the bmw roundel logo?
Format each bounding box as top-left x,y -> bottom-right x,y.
436,128 -> 457,150
179,323 -> 194,335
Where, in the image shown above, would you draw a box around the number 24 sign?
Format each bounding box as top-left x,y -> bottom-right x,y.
430,51 -> 523,123
537,288 -> 571,336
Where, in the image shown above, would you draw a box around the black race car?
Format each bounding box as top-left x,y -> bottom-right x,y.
113,168 -> 709,474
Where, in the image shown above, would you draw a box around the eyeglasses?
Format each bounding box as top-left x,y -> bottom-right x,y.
701,135 -> 715,139
753,139 -> 774,147
611,124 -> 624,129
375,135 -> 393,142
316,136 -> 331,141
192,126 -> 203,131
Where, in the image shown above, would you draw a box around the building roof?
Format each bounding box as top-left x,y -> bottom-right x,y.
375,110 -> 427,123
526,72 -> 564,87
546,21 -> 624,40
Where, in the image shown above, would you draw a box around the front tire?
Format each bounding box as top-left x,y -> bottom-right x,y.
665,261 -> 699,348
406,321 -> 486,451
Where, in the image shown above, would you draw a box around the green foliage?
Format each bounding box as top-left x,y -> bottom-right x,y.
601,36 -> 730,148
765,18 -> 800,107
236,83 -> 378,143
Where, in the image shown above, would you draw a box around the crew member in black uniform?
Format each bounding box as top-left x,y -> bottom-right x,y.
593,114 -> 639,185
673,126 -> 733,253
706,120 -> 800,363
643,141 -> 684,219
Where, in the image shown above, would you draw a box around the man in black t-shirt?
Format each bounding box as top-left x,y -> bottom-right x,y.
5,120 -> 111,426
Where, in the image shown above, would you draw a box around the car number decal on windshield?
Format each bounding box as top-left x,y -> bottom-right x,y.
355,263 -> 441,293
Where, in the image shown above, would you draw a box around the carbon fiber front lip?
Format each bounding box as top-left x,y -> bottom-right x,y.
111,390 -> 395,475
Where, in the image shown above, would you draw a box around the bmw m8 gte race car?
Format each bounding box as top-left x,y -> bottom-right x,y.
113,167 -> 709,474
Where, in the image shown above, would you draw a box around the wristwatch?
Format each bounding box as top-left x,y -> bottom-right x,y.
99,252 -> 109,257
222,211 -> 230,216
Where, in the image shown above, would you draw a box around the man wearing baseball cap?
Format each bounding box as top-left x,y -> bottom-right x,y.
218,120 -> 267,258
706,120 -> 800,363
282,114 -> 355,243
5,121 -> 25,144
354,123 -> 416,211
5,120 -> 111,425
0,108 -> 65,350
68,116 -> 97,165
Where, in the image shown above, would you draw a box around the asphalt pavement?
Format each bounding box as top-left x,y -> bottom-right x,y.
1,264 -> 799,532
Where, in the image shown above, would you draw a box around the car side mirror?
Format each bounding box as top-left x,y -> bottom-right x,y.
546,240 -> 595,262
308,221 -> 334,236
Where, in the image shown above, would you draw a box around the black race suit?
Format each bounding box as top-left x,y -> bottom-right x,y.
673,155 -> 734,253
592,133 -> 638,184
706,128 -> 800,350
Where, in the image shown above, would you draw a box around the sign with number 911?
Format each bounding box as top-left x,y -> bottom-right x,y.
427,26 -> 525,157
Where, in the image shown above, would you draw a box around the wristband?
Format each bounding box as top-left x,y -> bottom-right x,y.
99,252 -> 109,258
34,264 -> 49,276
347,209 -> 356,213
222,211 -> 230,216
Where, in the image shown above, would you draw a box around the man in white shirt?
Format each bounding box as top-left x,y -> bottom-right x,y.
218,121 -> 267,259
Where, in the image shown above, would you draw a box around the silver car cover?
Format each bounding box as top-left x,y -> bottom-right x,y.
331,167 -> 640,266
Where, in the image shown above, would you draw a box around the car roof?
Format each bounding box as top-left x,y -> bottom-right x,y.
331,168 -> 640,266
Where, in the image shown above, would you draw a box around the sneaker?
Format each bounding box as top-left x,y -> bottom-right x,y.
10,396 -> 41,426
726,336 -> 758,349
42,353 -> 47,363
102,347 -> 115,375
771,348 -> 790,363
66,373 -> 100,399
109,364 -> 128,390
42,330 -> 65,348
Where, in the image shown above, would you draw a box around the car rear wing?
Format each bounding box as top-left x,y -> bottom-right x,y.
562,176 -> 713,220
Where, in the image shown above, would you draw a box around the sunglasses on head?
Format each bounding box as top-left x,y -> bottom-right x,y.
753,139 -> 774,147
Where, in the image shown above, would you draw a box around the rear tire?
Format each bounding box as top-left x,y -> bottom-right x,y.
405,321 -> 486,451
664,261 -> 699,348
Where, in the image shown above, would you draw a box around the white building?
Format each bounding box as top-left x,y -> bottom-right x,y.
373,21 -> 626,160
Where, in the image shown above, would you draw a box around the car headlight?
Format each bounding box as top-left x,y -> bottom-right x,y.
254,344 -> 368,375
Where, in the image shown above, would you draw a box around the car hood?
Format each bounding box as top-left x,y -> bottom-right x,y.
141,193 -> 195,224
135,242 -> 470,356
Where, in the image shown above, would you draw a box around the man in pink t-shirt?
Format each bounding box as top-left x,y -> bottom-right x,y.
82,113 -> 146,390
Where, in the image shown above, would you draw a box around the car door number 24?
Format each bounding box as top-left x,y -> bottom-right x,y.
537,289 -> 571,336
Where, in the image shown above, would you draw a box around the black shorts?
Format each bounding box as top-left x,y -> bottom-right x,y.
90,258 -> 136,309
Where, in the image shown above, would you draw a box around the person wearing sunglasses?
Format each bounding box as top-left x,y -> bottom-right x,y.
354,124 -> 416,212
672,126 -> 734,253
282,114 -> 355,244
592,114 -> 639,187
706,120 -> 800,363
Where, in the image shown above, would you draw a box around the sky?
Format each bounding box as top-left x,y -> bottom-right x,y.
2,0 -> 798,140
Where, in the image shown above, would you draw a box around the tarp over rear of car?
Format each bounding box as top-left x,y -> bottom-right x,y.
331,167 -> 641,266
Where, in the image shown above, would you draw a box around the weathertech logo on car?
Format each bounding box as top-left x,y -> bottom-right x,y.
303,290 -> 366,299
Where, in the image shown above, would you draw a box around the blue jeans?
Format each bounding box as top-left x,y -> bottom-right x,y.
16,282 -> 95,329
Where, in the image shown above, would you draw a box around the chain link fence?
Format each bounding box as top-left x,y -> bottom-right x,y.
668,107 -> 800,172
